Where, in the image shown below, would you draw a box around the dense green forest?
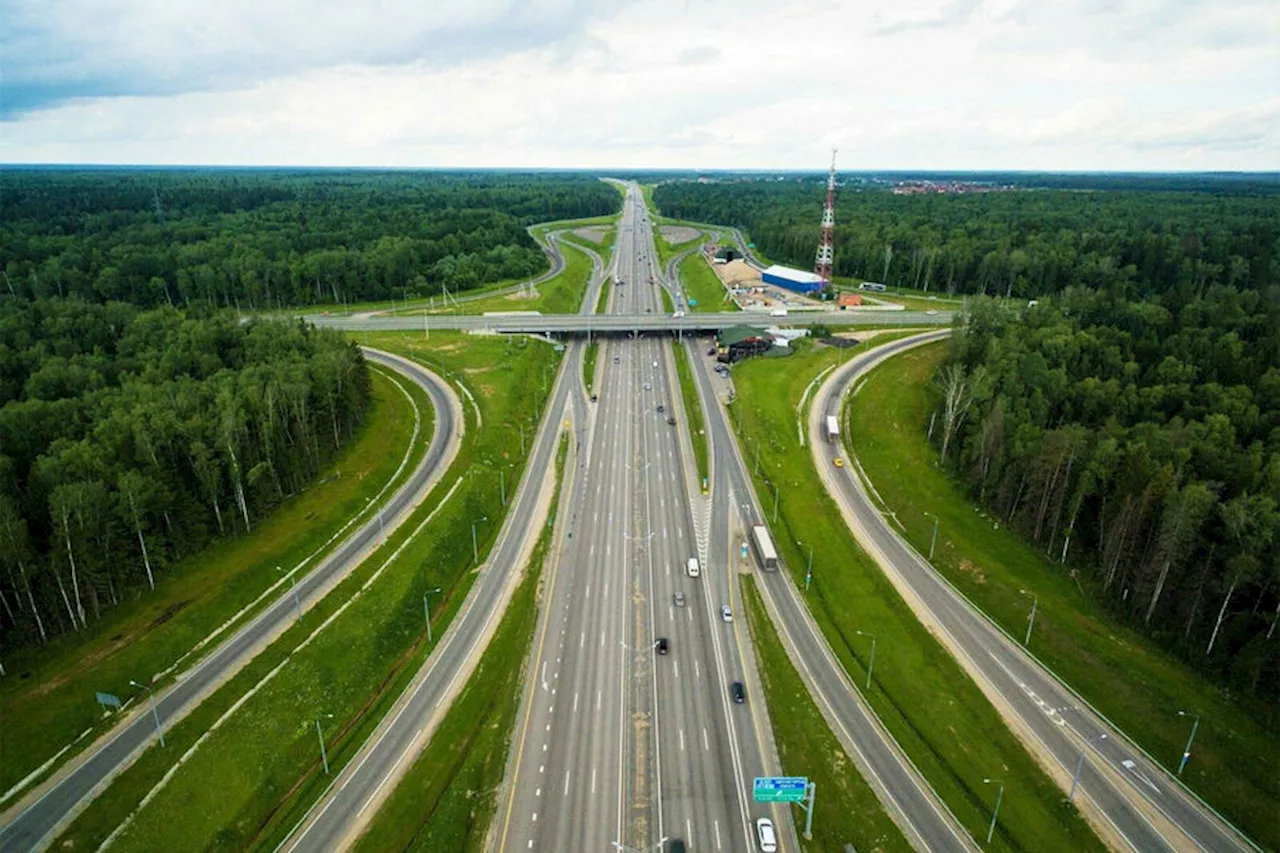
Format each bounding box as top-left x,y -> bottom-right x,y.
653,180 -> 1279,299
937,290 -> 1279,698
0,170 -> 620,308
0,299 -> 370,647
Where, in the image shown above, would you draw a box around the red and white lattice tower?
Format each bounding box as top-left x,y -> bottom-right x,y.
813,148 -> 837,287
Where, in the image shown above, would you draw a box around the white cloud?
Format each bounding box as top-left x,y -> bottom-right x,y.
1,0 -> 1277,169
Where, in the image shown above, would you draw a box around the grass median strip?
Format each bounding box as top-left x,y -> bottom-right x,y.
58,333 -> 559,852
2,366 -> 428,802
673,341 -> 708,487
679,251 -> 737,312
848,341 -> 1280,849
742,576 -> 912,853
729,336 -> 1105,853
352,432 -> 569,852
583,342 -> 599,397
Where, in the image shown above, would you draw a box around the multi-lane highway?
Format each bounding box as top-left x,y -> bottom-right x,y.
814,332 -> 1260,853
495,185 -> 787,853
0,350 -> 461,853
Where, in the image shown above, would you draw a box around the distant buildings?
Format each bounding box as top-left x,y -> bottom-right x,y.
837,292 -> 863,309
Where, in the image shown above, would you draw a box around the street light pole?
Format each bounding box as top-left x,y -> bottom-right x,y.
799,540 -> 814,591
1019,589 -> 1038,647
855,630 -> 877,690
277,566 -> 301,621
472,516 -> 488,565
771,482 -> 780,523
983,777 -> 1004,844
1177,710 -> 1200,776
129,680 -> 165,747
929,513 -> 939,560
424,587 -> 442,644
315,713 -> 334,774
1068,732 -> 1107,803
499,467 -> 506,506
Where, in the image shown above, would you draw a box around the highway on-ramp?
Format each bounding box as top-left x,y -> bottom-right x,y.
815,332 -> 1260,853
0,350 -> 461,853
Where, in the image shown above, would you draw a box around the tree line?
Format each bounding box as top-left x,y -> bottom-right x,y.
936,289 -> 1279,698
0,169 -> 621,309
653,179 -> 1279,300
0,298 -> 371,648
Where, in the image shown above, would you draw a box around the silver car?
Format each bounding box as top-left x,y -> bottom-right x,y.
674,592 -> 686,607
720,605 -> 733,622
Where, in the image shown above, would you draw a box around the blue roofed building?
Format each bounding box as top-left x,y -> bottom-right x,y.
760,264 -> 828,294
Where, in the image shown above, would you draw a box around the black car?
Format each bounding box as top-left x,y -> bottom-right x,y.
590,394 -> 598,402
657,404 -> 664,412
668,840 -> 686,853
656,637 -> 669,654
731,681 -> 746,704
667,416 -> 676,425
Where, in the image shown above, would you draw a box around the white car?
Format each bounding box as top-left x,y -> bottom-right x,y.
720,605 -> 733,622
756,817 -> 777,852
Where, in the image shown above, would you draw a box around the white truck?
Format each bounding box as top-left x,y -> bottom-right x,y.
751,525 -> 778,570
769,307 -> 788,317
687,557 -> 700,577
826,415 -> 840,443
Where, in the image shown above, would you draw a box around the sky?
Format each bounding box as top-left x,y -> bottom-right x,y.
1,0 -> 1277,170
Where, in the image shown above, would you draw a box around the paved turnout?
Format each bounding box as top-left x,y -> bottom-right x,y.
495,185 -> 786,853
0,350 -> 460,853
816,332 -> 1261,853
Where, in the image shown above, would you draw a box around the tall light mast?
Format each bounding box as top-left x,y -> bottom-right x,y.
814,148 -> 837,287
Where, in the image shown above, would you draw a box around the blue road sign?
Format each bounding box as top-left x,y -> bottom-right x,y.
754,776 -> 808,803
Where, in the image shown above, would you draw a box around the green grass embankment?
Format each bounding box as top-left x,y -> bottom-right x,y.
729,336 -> 1105,853
654,225 -> 703,270
2,366 -> 428,801
743,577 -> 912,853
352,432 -> 569,852
64,333 -> 560,852
672,342 -> 708,487
659,286 -> 674,314
848,342 -> 1280,849
679,251 -> 737,313
583,343 -> 599,396
594,277 -> 611,314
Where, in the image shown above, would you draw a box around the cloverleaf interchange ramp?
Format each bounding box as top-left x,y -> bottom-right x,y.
0,349 -> 461,853
814,331 -> 1261,853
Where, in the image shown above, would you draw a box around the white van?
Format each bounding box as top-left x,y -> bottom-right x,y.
687,557 -> 700,578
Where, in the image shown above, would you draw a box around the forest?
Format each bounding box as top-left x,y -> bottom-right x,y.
653,179 -> 1279,300
0,298 -> 370,648
0,169 -> 621,309
937,289 -> 1279,698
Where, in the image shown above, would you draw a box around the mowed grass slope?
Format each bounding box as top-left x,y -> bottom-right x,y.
743,577 -> 912,853
847,342 -> 1280,849
353,433 -> 568,853
1,366 -> 427,800
78,333 -> 559,852
729,336 -> 1105,853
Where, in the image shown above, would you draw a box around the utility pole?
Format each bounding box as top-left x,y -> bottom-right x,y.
855,630 -> 877,689
315,713 -> 334,774
929,513 -> 939,560
799,540 -> 814,591
983,777 -> 1004,844
472,516 -> 488,565
277,566 -> 302,621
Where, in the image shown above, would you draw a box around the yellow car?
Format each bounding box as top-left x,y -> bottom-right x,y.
834,457 -> 844,468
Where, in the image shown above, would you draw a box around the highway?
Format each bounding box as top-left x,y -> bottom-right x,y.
495,184 -> 786,853
278,214 -> 610,852
814,332 -> 1260,853
0,350 -> 461,853
658,276 -> 976,850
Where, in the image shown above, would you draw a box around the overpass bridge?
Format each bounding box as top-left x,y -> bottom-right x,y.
305,309 -> 953,336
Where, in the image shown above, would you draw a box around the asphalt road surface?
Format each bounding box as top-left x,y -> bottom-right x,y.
0,350 -> 460,853
816,332 -> 1260,853
495,185 -> 786,853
